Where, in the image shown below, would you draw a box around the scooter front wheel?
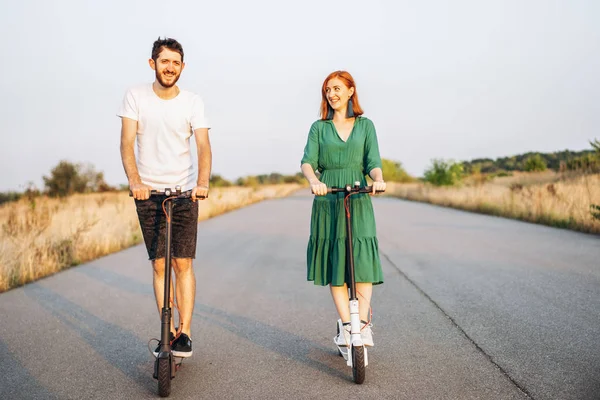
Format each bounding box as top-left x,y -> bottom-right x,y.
352,345 -> 366,384
157,356 -> 172,397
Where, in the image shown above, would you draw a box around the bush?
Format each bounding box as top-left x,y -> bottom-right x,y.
236,173 -> 304,186
236,176 -> 260,187
566,154 -> 600,173
591,204 -> 600,221
283,173 -> 305,184
210,174 -> 232,187
0,191 -> 22,205
566,139 -> 600,173
423,159 -> 464,186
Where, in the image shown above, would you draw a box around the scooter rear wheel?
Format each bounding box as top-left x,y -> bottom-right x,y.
157,357 -> 171,397
352,345 -> 366,384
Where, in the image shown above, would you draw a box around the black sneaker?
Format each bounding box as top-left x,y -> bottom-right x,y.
153,332 -> 175,357
172,333 -> 193,358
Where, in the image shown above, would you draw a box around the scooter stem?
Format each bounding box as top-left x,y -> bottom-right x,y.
345,196 -> 358,301
160,199 -> 174,353
349,300 -> 361,335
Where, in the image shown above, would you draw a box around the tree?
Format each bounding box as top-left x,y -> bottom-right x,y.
266,173 -> 284,184
381,159 -> 413,182
423,159 -> 464,186
524,154 -> 547,172
43,160 -> 114,197
43,160 -> 83,197
79,163 -> 114,192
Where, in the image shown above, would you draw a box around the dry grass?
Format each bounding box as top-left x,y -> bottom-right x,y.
387,171 -> 600,234
0,184 -> 301,292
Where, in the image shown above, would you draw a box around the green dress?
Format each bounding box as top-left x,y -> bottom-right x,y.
301,116 -> 384,286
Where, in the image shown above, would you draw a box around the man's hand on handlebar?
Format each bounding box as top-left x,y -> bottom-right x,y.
192,185 -> 209,201
130,182 -> 153,200
310,180 -> 328,196
371,180 -> 386,196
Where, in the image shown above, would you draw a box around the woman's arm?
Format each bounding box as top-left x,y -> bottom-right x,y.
368,167 -> 386,195
369,167 -> 383,182
301,163 -> 327,196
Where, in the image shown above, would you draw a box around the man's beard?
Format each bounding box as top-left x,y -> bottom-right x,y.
156,70 -> 180,88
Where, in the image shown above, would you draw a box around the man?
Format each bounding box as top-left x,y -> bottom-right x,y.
118,37 -> 211,358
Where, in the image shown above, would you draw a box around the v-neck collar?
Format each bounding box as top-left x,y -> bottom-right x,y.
330,117 -> 358,143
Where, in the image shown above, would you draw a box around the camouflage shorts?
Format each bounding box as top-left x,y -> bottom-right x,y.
134,196 -> 199,260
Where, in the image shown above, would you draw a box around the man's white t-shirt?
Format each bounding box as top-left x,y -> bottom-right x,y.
117,84 -> 211,191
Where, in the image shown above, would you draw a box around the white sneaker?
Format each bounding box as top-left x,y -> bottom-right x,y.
361,321 -> 374,347
334,319 -> 351,347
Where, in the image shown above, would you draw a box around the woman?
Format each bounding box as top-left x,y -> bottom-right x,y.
301,70 -> 386,347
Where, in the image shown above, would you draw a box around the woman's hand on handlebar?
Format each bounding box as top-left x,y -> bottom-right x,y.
310,180 -> 328,196
192,185 -> 209,201
371,180 -> 386,195
130,182 -> 153,200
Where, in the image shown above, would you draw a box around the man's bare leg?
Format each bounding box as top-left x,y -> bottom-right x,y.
152,258 -> 176,335
172,258 -> 196,338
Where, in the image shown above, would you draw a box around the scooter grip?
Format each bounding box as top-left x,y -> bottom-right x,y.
360,186 -> 385,194
174,190 -> 207,199
128,189 -> 163,197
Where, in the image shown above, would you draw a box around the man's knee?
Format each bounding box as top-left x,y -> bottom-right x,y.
152,258 -> 166,274
172,258 -> 193,273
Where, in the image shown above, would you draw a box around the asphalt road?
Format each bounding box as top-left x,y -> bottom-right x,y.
1,189 -> 598,399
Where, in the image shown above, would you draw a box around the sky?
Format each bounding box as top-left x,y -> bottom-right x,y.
1,0 -> 598,191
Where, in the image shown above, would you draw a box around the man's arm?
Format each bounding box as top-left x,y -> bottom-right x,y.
120,117 -> 151,199
193,128 -> 211,201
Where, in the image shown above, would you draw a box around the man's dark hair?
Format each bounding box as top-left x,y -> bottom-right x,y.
151,37 -> 184,62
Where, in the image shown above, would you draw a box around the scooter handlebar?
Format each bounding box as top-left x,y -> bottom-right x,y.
327,185 -> 385,194
128,188 -> 206,199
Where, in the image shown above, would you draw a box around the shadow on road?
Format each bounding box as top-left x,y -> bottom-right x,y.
193,304 -> 350,381
22,283 -> 156,397
79,264 -> 350,382
0,337 -> 57,400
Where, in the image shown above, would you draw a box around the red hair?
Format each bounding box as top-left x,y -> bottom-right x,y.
320,70 -> 364,120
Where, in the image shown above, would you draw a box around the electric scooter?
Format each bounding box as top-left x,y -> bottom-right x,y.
328,182 -> 384,384
131,186 -> 204,397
